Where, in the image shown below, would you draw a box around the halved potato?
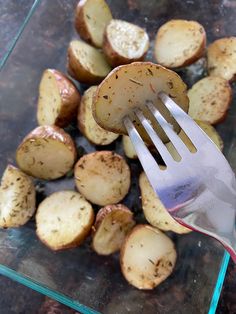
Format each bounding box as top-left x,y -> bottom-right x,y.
166,120 -> 223,160
207,37 -> 236,82
92,204 -> 135,255
74,151 -> 131,206
74,0 -> 112,48
120,224 -> 177,290
78,86 -> 119,145
139,172 -> 191,234
36,190 -> 94,250
93,62 -> 189,143
37,69 -> 81,127
188,76 -> 232,124
67,40 -> 112,84
154,19 -> 206,68
16,126 -> 77,180
0,165 -> 36,228
103,19 -> 149,67
122,135 -> 137,159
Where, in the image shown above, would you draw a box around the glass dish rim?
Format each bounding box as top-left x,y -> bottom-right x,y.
0,1 -> 230,313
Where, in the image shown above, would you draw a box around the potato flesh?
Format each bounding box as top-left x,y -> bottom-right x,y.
93,207 -> 135,255
74,151 -> 131,206
93,62 -> 189,143
37,71 -> 61,126
139,172 -> 191,234
78,86 -> 119,145
0,165 -> 36,228
106,20 -> 149,59
36,191 -> 94,250
82,0 -> 112,47
70,41 -> 111,77
17,134 -> 75,180
207,37 -> 236,81
121,225 -> 176,289
155,20 -> 206,68
188,76 -> 232,124
166,120 -> 223,160
122,135 -> 137,159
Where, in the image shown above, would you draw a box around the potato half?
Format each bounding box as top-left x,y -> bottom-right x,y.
207,37 -> 236,82
36,190 -> 94,250
92,204 -> 135,255
103,19 -> 149,67
154,19 -> 206,68
139,172 -> 191,234
37,69 -> 81,127
67,40 -> 112,84
16,126 -> 77,180
0,165 -> 36,228
75,0 -> 112,48
93,62 -> 189,143
74,151 -> 131,206
120,224 -> 177,290
188,76 -> 232,124
78,86 -> 119,145
122,135 -> 137,159
166,120 -> 223,161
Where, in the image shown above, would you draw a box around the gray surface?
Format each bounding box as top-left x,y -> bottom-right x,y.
0,0 -> 35,62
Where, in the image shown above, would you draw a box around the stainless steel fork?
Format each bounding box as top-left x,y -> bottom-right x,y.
123,92 -> 236,262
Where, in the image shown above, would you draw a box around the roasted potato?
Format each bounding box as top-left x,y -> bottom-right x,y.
188,76 -> 232,124
92,204 -> 135,255
36,190 -> 94,250
103,19 -> 149,67
16,126 -> 77,180
93,62 -> 189,143
139,171 -> 191,234
78,86 -> 119,145
0,165 -> 36,228
67,40 -> 111,84
207,37 -> 236,82
37,69 -> 81,127
122,135 -> 137,159
154,19 -> 206,68
166,120 -> 223,160
74,151 -> 131,206
74,0 -> 112,48
120,224 -> 177,290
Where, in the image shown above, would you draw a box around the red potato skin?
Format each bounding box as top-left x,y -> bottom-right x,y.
74,1 -> 96,47
38,69 -> 81,128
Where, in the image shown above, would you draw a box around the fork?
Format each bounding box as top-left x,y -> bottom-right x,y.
123,92 -> 236,262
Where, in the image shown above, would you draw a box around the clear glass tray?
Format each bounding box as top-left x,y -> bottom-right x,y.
0,0 -> 235,313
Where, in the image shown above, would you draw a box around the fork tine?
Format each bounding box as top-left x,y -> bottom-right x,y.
134,108 -> 174,166
158,92 -> 210,147
146,101 -> 191,158
123,116 -> 162,178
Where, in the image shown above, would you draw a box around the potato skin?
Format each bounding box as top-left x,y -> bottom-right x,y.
103,30 -> 147,67
67,43 -> 107,84
38,69 -> 81,128
74,1 -> 93,45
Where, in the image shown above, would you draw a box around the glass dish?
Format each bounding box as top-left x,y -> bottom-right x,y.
0,0 -> 235,313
